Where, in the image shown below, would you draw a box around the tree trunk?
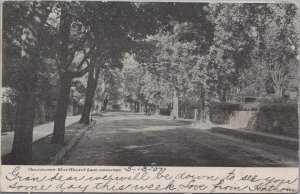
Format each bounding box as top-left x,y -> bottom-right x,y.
196,101 -> 213,128
80,59 -> 100,125
135,101 -> 138,112
194,109 -> 200,120
199,106 -> 210,122
171,86 -> 179,120
130,102 -> 133,112
10,2 -> 52,164
139,100 -> 143,112
96,103 -> 99,114
180,107 -> 184,118
52,74 -> 72,144
145,102 -> 148,115
10,86 -> 36,164
273,83 -> 283,100
195,87 -> 213,128
101,95 -> 109,111
80,75 -> 95,124
217,89 -> 227,102
151,104 -> 154,114
155,103 -> 160,116
72,101 -> 77,115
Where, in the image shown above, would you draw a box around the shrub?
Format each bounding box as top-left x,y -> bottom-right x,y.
209,103 -> 241,111
112,104 -> 120,110
241,102 -> 260,111
209,103 -> 241,124
160,107 -> 171,116
254,102 -> 298,137
1,103 -> 16,132
259,103 -> 297,113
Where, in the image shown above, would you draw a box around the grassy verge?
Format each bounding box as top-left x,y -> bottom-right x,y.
209,127 -> 298,150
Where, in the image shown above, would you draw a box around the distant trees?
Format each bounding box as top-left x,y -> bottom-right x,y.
250,4 -> 298,100
94,69 -> 114,112
128,3 -> 298,122
120,53 -> 148,112
145,22 -> 199,119
122,22 -> 203,118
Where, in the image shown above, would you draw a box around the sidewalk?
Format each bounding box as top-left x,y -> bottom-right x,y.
1,115 -> 81,157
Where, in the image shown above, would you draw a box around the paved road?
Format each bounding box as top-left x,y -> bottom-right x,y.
1,115 -> 81,157
60,112 -> 298,167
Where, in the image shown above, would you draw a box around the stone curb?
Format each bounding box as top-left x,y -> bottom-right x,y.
48,121 -> 96,165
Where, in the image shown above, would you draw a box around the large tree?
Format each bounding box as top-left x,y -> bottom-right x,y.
141,22 -> 200,119
78,2 -> 139,124
3,1 -> 53,164
134,3 -> 213,119
250,4 -> 298,100
189,3 -> 259,124
121,53 -> 148,112
51,2 -> 94,144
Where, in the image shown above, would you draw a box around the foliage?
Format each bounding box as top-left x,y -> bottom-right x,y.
112,104 -> 120,110
250,4 -> 298,99
209,103 -> 242,111
259,103 -> 298,113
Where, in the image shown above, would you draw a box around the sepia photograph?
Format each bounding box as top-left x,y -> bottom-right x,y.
1,1 -> 299,169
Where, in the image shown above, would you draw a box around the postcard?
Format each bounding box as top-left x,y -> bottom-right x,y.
1,0 -> 299,193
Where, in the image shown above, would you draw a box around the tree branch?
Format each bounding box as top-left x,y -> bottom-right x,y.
45,21 -> 58,33
76,48 -> 94,71
68,50 -> 76,66
72,65 -> 90,78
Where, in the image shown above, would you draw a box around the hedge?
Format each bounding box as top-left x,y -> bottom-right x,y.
209,103 -> 242,111
209,102 -> 297,112
259,103 -> 297,113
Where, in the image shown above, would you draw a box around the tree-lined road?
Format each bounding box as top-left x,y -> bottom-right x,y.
59,112 -> 298,167
4,2 -> 297,165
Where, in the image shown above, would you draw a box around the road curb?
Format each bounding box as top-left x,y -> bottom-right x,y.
48,121 -> 96,165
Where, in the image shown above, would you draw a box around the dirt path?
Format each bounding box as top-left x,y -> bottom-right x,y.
59,111 -> 298,167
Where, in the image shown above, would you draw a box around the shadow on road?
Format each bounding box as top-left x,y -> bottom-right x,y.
58,112 -> 298,167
